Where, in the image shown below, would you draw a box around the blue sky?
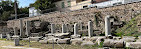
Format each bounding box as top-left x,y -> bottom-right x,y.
12,0 -> 36,7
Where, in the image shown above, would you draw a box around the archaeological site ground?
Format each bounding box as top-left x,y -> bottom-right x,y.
0,1 -> 141,49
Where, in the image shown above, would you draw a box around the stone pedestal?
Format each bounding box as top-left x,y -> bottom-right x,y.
88,21 -> 93,38
51,24 -> 55,34
26,21 -> 30,36
12,36 -> 20,46
105,15 -> 111,36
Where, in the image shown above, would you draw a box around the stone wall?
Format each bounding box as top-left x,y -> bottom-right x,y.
7,2 -> 141,33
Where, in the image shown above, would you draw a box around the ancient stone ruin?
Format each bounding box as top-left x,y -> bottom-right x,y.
1,15 -> 140,48
0,2 -> 141,48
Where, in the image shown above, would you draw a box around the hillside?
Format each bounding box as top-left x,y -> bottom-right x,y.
115,14 -> 141,37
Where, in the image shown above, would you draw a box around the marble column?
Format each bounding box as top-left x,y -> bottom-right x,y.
62,24 -> 67,33
19,19 -> 24,37
51,24 -> 55,34
80,22 -> 83,30
13,27 -> 18,35
74,23 -> 78,36
66,24 -> 69,33
26,21 -> 30,36
0,34 -> 2,38
105,15 -> 111,36
88,21 -> 93,38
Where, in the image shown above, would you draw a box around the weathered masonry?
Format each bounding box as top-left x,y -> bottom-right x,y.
7,2 -> 141,33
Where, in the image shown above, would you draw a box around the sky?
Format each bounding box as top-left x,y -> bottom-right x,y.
12,0 -> 36,7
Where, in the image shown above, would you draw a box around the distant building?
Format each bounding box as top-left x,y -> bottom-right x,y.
29,7 -> 40,17
88,0 -> 141,8
54,0 -> 109,11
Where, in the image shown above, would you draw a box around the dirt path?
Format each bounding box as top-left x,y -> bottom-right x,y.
0,40 -> 40,49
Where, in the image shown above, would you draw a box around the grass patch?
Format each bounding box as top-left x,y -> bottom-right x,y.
0,38 -> 7,41
115,14 -> 141,37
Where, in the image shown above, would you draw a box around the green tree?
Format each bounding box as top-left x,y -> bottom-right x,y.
0,0 -> 14,21
30,0 -> 56,10
0,0 -> 29,21
1,11 -> 11,21
17,7 -> 29,18
0,1 -> 14,12
18,7 -> 29,14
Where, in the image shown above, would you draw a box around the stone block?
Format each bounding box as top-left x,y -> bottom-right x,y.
57,38 -> 70,44
120,38 -> 135,42
103,39 -> 114,47
81,41 -> 95,46
78,30 -> 88,35
47,38 -> 59,44
103,39 -> 124,48
136,39 -> 141,42
138,36 -> 141,39
39,40 -> 48,44
113,36 -> 121,40
70,38 -> 83,45
71,34 -> 81,39
31,33 -> 39,37
83,36 -> 106,41
114,40 -> 124,48
22,38 -> 29,41
54,33 -> 70,38
45,33 -> 55,39
126,42 -> 141,49
95,38 -> 104,45
29,37 -> 41,41
122,36 -> 136,39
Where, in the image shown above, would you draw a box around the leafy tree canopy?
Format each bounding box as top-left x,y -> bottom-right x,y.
0,1 -> 14,14
0,1 -> 29,21
30,0 -> 56,10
